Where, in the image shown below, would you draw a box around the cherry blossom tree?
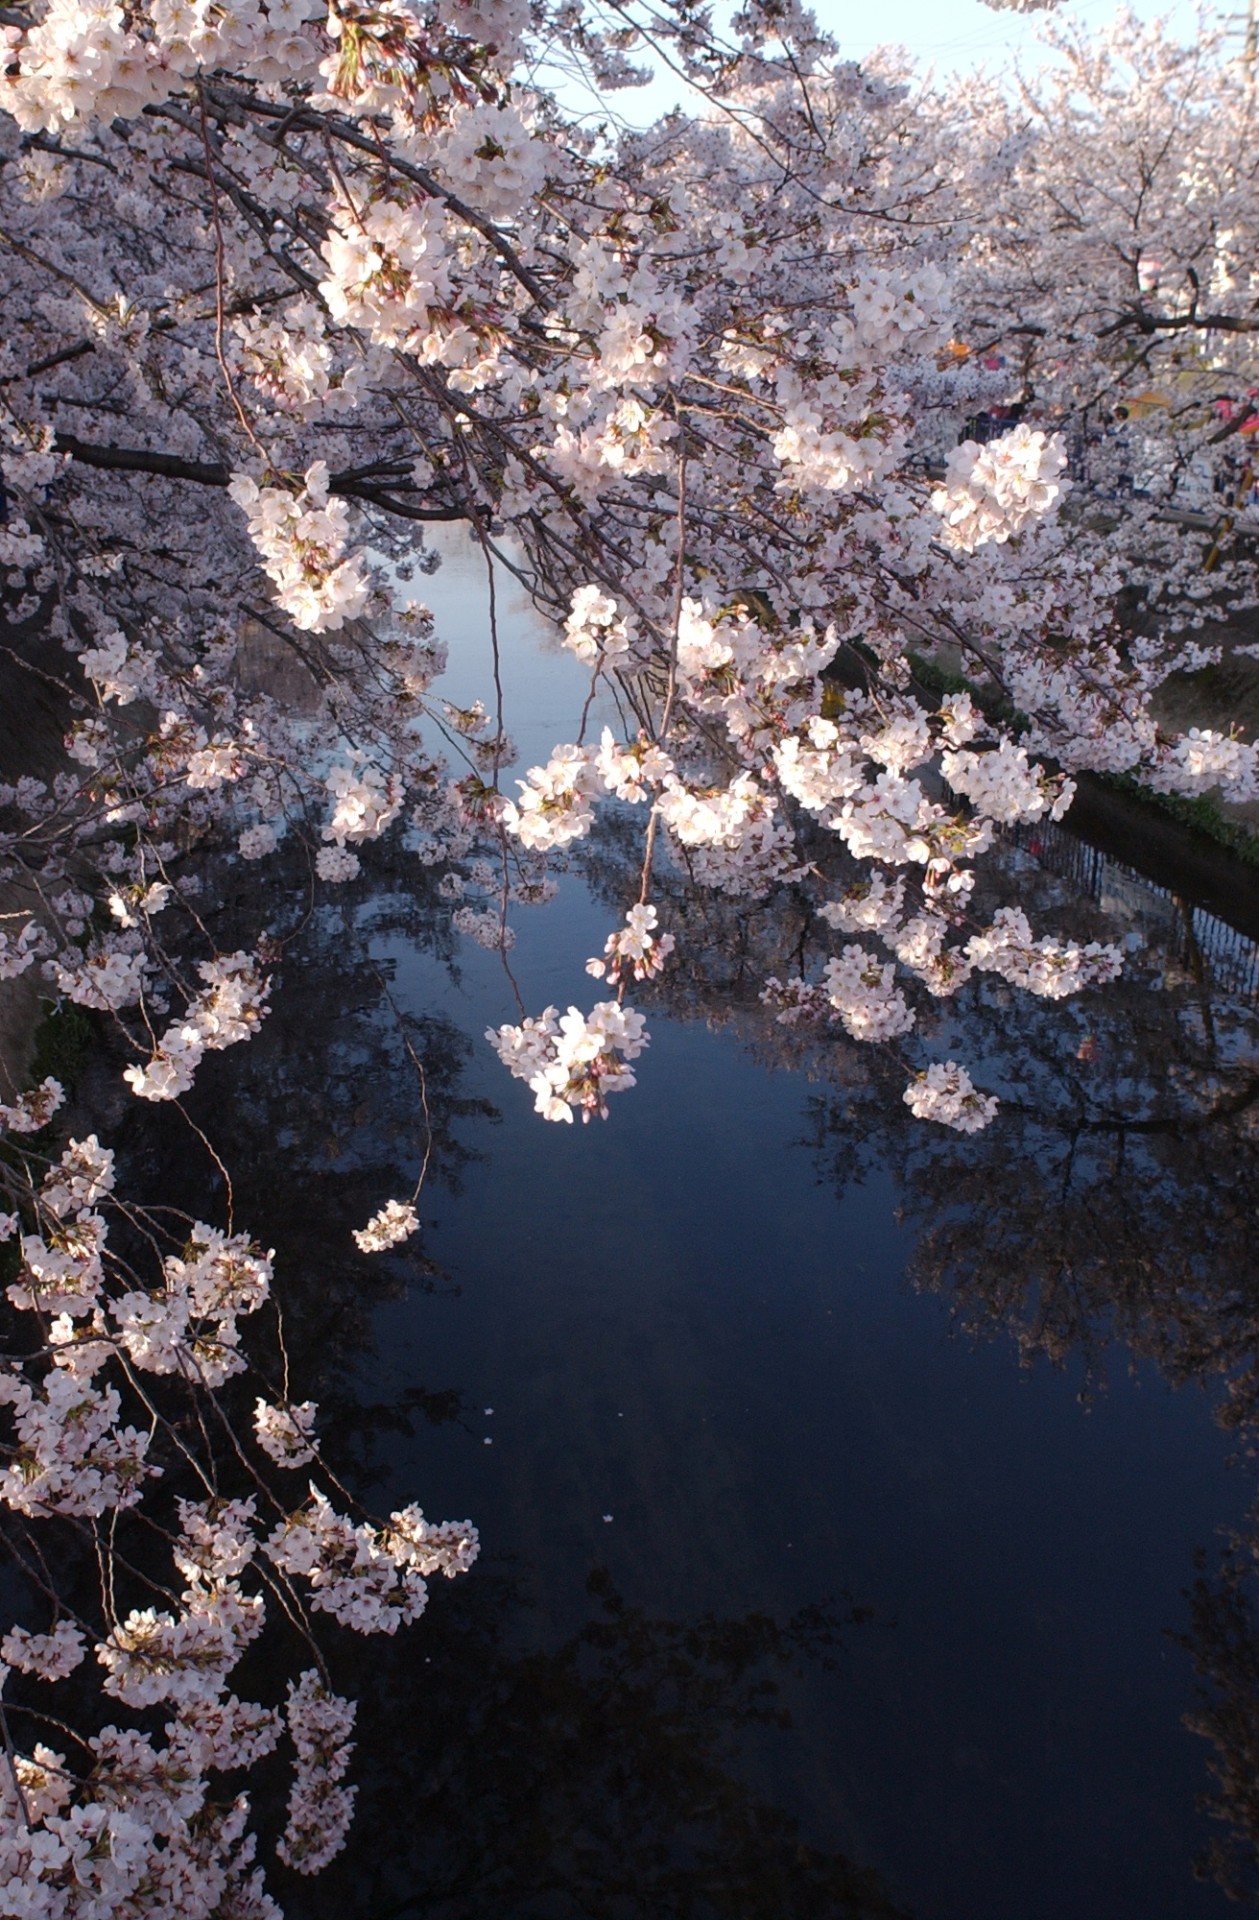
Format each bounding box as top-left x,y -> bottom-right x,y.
1,0 -> 1247,1141
939,10 -> 1259,571
1,0 -> 1258,1905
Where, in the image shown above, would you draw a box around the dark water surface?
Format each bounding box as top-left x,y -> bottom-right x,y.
156,533 -> 1259,1918
364,1009 -> 1241,1920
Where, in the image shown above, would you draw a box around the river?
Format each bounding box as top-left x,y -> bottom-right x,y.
114,527 -> 1259,1919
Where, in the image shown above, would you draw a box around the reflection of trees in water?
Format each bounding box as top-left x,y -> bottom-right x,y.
1178,1551 -> 1259,1906
808,980 -> 1259,1416
805,974 -> 1259,1900
0,847 -> 501,1778
587,817 -> 1259,1903
108,843 -> 497,1481
91,839 -> 907,1918
284,1568 -> 905,1920
82,819 -> 1259,1910
590,820 -> 1259,1418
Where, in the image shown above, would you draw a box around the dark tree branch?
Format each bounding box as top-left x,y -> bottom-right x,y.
1099,304 -> 1259,340
51,433 -> 470,520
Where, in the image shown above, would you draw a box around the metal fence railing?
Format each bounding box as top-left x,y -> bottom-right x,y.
1005,817 -> 1259,1002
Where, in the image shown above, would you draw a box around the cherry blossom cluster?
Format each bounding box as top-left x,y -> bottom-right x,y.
941,743 -> 1075,827
501,745 -> 600,852
124,953 -> 271,1102
586,904 -> 675,987
266,1486 -> 478,1631
0,1116 -> 476,1913
0,0 -> 1252,1176
822,946 -> 917,1043
352,1197 -> 420,1252
488,1002 -> 650,1122
931,426 -> 1070,555
277,1672 -> 358,1876
254,1397 -> 320,1466
902,1061 -> 1000,1132
229,466 -> 372,634
563,584 -> 634,666
0,918 -> 40,979
965,907 -> 1124,1000
0,1076 -> 65,1135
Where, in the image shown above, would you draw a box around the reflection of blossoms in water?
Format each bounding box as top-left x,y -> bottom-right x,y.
318,846 -> 362,883
452,905 -> 515,951
239,823 -> 279,859
759,975 -> 831,1026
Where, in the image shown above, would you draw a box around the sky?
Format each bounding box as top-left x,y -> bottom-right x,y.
825,0 -> 1206,76
562,0 -> 1224,125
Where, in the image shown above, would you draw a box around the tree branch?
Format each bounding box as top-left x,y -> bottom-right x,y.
51,433 -> 469,520
1099,304 -> 1259,340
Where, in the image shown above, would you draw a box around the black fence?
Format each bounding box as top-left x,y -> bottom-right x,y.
1006,817 -> 1259,1002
